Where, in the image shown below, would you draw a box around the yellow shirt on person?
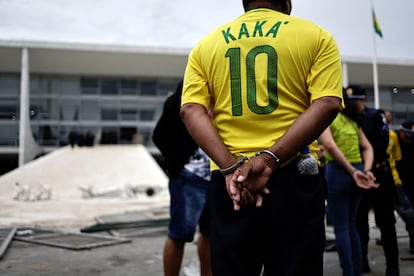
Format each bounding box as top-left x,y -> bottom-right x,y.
182,8 -> 343,170
387,129 -> 403,186
325,113 -> 362,164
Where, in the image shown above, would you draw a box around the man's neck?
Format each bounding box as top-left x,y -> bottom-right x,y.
246,0 -> 289,14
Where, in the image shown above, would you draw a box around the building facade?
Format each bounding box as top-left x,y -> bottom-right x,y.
1,41 -> 413,173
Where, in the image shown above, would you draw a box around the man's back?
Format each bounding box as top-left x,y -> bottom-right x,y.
182,8 -> 342,156
180,2 -> 343,275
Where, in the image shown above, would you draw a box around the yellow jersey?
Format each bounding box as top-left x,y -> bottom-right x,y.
182,8 -> 343,162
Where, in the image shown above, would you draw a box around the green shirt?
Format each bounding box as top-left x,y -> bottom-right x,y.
326,113 -> 362,164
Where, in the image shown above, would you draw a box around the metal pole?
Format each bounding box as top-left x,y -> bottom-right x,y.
370,0 -> 380,109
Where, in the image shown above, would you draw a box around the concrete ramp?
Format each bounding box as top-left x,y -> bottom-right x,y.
0,145 -> 169,228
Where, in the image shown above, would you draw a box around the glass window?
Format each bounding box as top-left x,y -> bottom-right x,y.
51,77 -> 80,95
81,77 -> 99,95
80,100 -> 99,120
30,97 -> 56,120
101,79 -> 118,95
392,88 -> 414,102
120,79 -> 137,95
139,110 -> 154,121
0,125 -> 18,145
60,99 -> 80,121
121,109 -> 137,121
391,87 -> 414,125
0,98 -> 18,120
101,108 -> 118,121
0,74 -> 19,95
158,81 -> 180,96
47,98 -> 61,120
140,82 -> 156,95
30,76 -> 44,95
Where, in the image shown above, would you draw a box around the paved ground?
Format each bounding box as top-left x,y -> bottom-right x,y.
1,218 -> 413,276
1,148 -> 413,275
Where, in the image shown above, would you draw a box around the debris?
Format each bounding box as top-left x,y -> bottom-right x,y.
14,228 -> 130,250
78,183 -> 161,199
0,228 -> 17,260
13,182 -> 52,201
80,218 -> 169,233
81,209 -> 169,234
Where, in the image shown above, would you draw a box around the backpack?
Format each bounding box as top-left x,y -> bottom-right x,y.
152,81 -> 197,178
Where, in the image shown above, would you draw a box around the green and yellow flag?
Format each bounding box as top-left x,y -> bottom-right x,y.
372,9 -> 383,38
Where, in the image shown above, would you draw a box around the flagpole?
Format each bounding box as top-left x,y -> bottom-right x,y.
370,0 -> 380,109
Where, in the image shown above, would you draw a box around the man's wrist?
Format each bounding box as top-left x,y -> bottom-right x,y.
220,156 -> 248,175
257,150 -> 280,170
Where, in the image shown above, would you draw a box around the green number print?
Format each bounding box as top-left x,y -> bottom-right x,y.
225,45 -> 279,116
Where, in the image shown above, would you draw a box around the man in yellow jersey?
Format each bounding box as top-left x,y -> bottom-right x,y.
181,0 -> 345,275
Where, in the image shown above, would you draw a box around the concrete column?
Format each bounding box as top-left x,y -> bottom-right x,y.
342,62 -> 349,88
18,48 -> 41,167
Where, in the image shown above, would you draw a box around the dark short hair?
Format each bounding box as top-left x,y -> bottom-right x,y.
242,0 -> 252,10
344,84 -> 367,100
243,0 -> 285,11
341,87 -> 364,126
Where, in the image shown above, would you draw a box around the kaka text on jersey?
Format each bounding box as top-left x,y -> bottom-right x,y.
221,20 -> 290,44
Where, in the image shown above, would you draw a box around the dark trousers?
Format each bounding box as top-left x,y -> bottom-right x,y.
209,161 -> 325,276
356,161 -> 399,271
394,186 -> 414,249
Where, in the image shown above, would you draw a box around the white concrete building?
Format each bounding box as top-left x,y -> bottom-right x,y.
0,0 -> 413,173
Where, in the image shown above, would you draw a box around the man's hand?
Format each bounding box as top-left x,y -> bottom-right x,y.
226,155 -> 274,210
225,173 -> 243,210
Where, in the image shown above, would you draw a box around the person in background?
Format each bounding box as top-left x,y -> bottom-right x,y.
318,140 -> 337,252
385,111 -> 414,255
320,88 -> 378,276
396,118 -> 414,254
181,0 -> 345,274
152,81 -> 211,276
396,119 -> 414,205
349,85 -> 400,276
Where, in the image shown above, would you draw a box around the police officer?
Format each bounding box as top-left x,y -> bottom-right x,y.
346,85 -> 400,276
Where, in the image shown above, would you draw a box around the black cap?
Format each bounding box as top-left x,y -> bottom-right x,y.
401,119 -> 414,138
345,85 -> 367,100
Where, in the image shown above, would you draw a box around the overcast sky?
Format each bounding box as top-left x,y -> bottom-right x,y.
0,0 -> 412,62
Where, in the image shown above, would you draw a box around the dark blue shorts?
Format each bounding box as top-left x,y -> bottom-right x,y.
168,168 -> 210,242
